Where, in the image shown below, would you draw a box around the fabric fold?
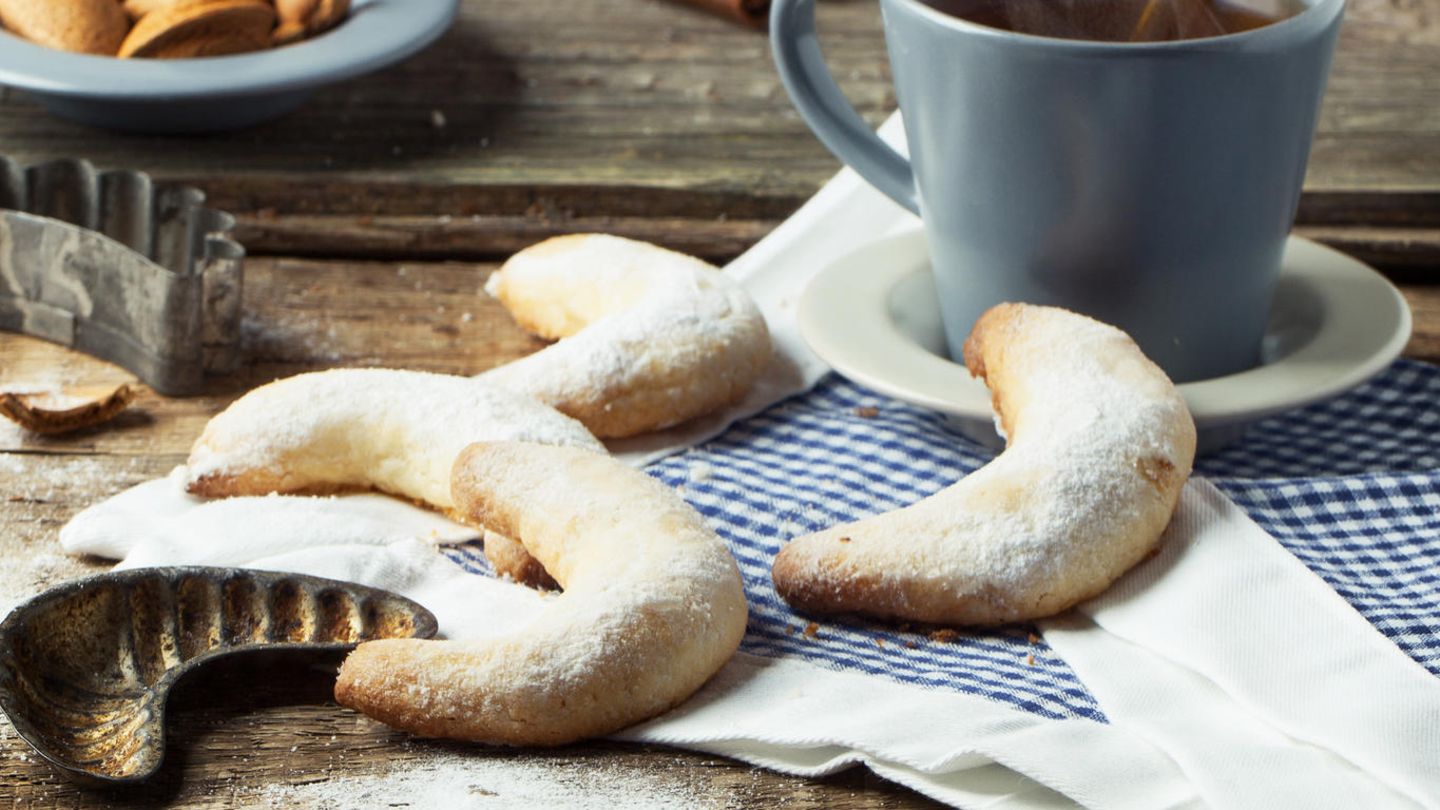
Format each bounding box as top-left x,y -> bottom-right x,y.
1047,479 -> 1440,808
31,112 -> 1440,809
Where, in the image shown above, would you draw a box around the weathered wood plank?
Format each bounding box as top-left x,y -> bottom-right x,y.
0,0 -> 891,207
1399,282 -> 1440,362
1293,225 -> 1440,270
233,213 -> 776,261
0,0 -> 1433,221
235,212 -> 1440,272
2,253 -> 1437,464
1296,192 -> 1440,227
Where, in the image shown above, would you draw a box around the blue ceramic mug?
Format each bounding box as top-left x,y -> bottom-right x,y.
772,0 -> 1344,382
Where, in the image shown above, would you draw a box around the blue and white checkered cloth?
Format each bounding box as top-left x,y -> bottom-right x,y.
448,359 -> 1440,726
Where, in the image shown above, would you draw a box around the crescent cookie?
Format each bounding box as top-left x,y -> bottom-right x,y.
772,303 -> 1197,626
185,368 -> 604,512
479,234 -> 773,438
334,442 -> 749,745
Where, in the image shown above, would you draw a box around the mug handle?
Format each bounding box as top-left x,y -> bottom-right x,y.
770,0 -> 919,214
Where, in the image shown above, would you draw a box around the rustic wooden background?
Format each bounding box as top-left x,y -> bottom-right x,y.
1,0 -> 1437,806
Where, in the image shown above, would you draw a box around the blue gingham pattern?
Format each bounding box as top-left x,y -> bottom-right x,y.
1199,360 -> 1440,478
1214,473 -> 1440,675
447,359 -> 1440,724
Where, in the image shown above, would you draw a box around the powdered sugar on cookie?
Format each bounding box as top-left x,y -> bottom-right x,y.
479,234 -> 772,438
334,442 -> 748,746
186,369 -> 603,509
773,303 -> 1196,626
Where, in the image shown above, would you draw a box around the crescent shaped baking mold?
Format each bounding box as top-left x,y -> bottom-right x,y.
0,567 -> 438,784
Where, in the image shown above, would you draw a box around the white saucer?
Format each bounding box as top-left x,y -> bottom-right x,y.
799,229 -> 1413,453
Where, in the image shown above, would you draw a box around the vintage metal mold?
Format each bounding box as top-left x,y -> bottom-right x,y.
0,567 -> 438,785
0,156 -> 244,395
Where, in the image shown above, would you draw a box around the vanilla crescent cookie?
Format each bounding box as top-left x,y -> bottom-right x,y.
334,442 -> 749,745
185,368 -> 604,512
478,234 -> 773,438
772,303 -> 1197,626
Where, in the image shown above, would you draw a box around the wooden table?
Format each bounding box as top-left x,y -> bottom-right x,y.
1,0 -> 1437,806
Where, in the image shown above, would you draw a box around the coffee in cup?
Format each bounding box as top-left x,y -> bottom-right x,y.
917,0 -> 1306,41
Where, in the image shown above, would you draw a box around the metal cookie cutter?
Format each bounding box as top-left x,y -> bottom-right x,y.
0,156 -> 243,395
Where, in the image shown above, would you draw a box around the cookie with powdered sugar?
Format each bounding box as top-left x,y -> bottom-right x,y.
479,234 -> 773,439
186,368 -> 604,512
335,442 -> 748,745
772,303 -> 1196,626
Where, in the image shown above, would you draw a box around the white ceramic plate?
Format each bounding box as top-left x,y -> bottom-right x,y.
799,229 -> 1413,452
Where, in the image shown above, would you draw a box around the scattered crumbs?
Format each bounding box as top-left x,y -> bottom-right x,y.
1028,631 -> 1040,645
688,461 -> 713,483
803,622 -> 820,639
873,637 -> 885,649
837,536 -> 851,544
0,455 -> 145,508
430,109 -> 448,129
1026,654 -> 1036,666
854,406 -> 879,419
290,745 -> 298,752
928,629 -> 959,644
784,625 -> 796,636
251,751 -> 713,809
904,640 -> 918,649
397,266 -> 409,277
461,312 -> 474,323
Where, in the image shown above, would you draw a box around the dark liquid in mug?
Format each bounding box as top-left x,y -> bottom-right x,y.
918,0 -> 1305,41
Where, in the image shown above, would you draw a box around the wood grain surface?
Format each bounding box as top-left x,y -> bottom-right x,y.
1,0 -> 1438,806
0,0 -> 1433,222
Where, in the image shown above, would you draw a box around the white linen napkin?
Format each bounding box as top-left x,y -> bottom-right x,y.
58,468 -> 1198,810
43,113 -> 1440,808
57,470 -> 1440,808
1045,479 -> 1440,809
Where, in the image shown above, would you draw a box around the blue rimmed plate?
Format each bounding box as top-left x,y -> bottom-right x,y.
0,0 -> 457,132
